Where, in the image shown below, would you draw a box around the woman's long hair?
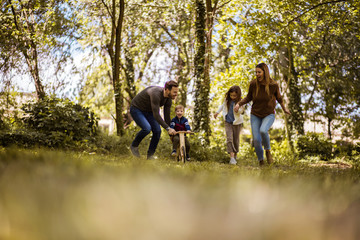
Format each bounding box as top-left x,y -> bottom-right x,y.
225,85 -> 242,110
255,63 -> 273,96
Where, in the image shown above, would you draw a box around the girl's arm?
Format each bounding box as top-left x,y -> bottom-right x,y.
239,105 -> 245,114
214,103 -> 224,119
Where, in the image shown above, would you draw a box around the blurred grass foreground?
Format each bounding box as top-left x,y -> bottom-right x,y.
0,147 -> 359,240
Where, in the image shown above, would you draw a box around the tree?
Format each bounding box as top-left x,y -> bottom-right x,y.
82,0 -> 125,135
1,0 -> 80,100
194,0 -> 230,144
193,0 -> 208,143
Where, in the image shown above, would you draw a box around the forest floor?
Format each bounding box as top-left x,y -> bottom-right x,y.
0,147 -> 359,240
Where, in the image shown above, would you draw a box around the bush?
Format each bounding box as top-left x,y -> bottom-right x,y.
296,133 -> 333,160
0,129 -> 92,148
333,141 -> 360,158
0,97 -> 99,149
269,128 -> 286,142
21,97 -> 98,141
271,139 -> 294,163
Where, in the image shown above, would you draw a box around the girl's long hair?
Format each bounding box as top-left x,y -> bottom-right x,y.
255,63 -> 273,96
225,85 -> 242,110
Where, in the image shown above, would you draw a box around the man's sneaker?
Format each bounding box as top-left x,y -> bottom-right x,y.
147,155 -> 157,160
171,150 -> 177,156
229,157 -> 237,165
259,160 -> 265,166
130,145 -> 140,158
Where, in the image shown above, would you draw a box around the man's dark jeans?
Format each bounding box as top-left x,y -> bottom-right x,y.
130,106 -> 161,157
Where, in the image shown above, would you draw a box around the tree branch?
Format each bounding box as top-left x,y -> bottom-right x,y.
217,0 -> 231,10
101,0 -> 113,19
286,0 -> 347,27
156,22 -> 182,53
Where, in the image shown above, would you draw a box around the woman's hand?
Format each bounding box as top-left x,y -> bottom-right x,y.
284,108 -> 291,115
280,103 -> 291,115
234,103 -> 240,113
214,112 -> 219,119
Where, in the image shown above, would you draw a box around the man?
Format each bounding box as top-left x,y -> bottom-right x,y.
130,80 -> 178,159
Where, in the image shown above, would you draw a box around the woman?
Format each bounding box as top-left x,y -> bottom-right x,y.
234,63 -> 290,166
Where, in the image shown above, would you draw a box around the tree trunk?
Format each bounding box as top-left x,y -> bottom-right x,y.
288,43 -> 305,135
279,37 -> 305,137
327,117 -> 332,139
105,0 -> 125,136
124,47 -> 136,100
114,0 -> 125,136
25,44 -> 45,100
274,59 -> 294,152
194,0 -> 210,144
176,50 -> 187,107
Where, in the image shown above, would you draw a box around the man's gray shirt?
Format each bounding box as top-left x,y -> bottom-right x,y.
131,86 -> 172,129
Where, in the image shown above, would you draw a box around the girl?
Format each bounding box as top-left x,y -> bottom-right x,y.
214,86 -> 245,165
234,63 -> 290,166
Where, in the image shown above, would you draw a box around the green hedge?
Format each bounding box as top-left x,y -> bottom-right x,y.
21,97 -> 98,141
296,133 -> 333,160
0,97 -> 98,149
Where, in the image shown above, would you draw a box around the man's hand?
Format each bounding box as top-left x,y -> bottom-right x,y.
168,128 -> 176,135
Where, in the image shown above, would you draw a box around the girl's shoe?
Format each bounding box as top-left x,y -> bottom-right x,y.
229,158 -> 237,165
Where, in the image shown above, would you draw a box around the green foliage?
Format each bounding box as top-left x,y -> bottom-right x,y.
333,141 -> 360,159
21,97 -> 98,143
0,117 -> 6,131
78,63 -> 115,118
0,91 -> 27,131
269,128 -> 286,142
296,133 -> 333,160
91,132 -> 132,155
0,129 -> 67,148
271,139 -> 294,163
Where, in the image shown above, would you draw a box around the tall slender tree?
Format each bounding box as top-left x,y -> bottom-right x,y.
99,0 -> 125,135
193,0 -> 209,143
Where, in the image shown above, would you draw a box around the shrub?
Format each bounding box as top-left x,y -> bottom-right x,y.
21,97 -> 98,142
333,141 -> 360,158
0,97 -> 100,149
271,139 -> 294,163
269,128 -> 286,142
296,132 -> 333,160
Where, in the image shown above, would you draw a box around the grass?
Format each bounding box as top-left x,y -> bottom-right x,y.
0,146 -> 359,240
